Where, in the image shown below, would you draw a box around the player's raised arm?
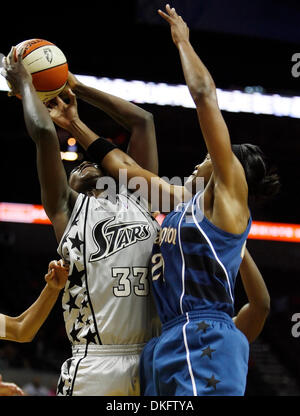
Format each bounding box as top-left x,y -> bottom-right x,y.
233,249 -> 270,342
0,260 -> 68,343
2,48 -> 77,242
49,91 -> 183,212
158,5 -> 242,191
66,73 -> 158,174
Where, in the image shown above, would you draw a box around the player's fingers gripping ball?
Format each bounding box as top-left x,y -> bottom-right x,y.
7,39 -> 68,103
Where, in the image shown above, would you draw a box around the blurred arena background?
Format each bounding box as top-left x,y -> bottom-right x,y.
0,0 -> 300,396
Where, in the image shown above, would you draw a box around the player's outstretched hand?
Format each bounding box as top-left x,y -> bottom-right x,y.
47,88 -> 79,131
0,374 -> 24,396
45,259 -> 69,290
158,4 -> 189,47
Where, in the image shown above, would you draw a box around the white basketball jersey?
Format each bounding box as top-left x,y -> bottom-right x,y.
57,192 -> 161,346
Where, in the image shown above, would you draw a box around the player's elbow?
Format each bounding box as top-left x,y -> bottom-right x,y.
135,110 -> 154,129
263,298 -> 271,317
41,187 -> 71,223
140,110 -> 154,123
13,320 -> 34,343
255,296 -> 271,319
33,122 -> 57,143
263,292 -> 271,314
16,327 -> 35,343
190,77 -> 216,106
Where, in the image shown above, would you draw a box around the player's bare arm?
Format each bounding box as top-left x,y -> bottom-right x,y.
0,375 -> 24,396
159,5 -> 249,232
158,5 -> 237,185
2,47 -> 78,243
233,248 -> 270,342
0,260 -> 68,343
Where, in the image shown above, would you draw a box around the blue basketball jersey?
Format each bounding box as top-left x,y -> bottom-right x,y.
151,191 -> 252,323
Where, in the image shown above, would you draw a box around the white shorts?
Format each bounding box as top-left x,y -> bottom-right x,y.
56,344 -> 146,396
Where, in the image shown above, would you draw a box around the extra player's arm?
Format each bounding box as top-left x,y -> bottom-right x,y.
233,249 -> 270,343
66,72 -> 158,174
0,260 -> 68,343
2,48 -> 77,243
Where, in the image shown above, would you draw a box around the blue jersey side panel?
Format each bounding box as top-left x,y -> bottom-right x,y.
151,193 -> 252,323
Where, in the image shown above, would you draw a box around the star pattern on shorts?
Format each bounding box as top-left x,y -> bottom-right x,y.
65,387 -> 72,396
205,374 -> 220,390
197,321 -> 210,333
56,358 -> 76,396
57,377 -> 65,395
66,358 -> 73,374
201,346 -> 216,359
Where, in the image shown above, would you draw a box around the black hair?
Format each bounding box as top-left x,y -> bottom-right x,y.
231,144 -> 280,202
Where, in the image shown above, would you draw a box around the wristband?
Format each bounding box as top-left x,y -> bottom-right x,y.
86,137 -> 117,163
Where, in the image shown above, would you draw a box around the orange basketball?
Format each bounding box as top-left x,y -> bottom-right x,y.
11,39 -> 68,103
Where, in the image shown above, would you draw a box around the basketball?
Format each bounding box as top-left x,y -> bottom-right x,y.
10,39 -> 68,103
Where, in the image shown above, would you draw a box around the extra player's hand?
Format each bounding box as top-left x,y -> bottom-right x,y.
158,4 -> 189,47
47,88 -> 79,131
1,46 -> 32,96
45,259 -> 69,290
0,374 -> 24,396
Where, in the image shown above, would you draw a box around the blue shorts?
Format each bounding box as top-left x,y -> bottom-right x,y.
140,310 -> 249,396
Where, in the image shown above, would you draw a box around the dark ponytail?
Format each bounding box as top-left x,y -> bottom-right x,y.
232,144 -> 280,202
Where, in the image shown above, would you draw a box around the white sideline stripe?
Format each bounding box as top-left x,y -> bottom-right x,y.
183,313 -> 197,396
178,201 -> 192,315
0,73 -> 299,118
